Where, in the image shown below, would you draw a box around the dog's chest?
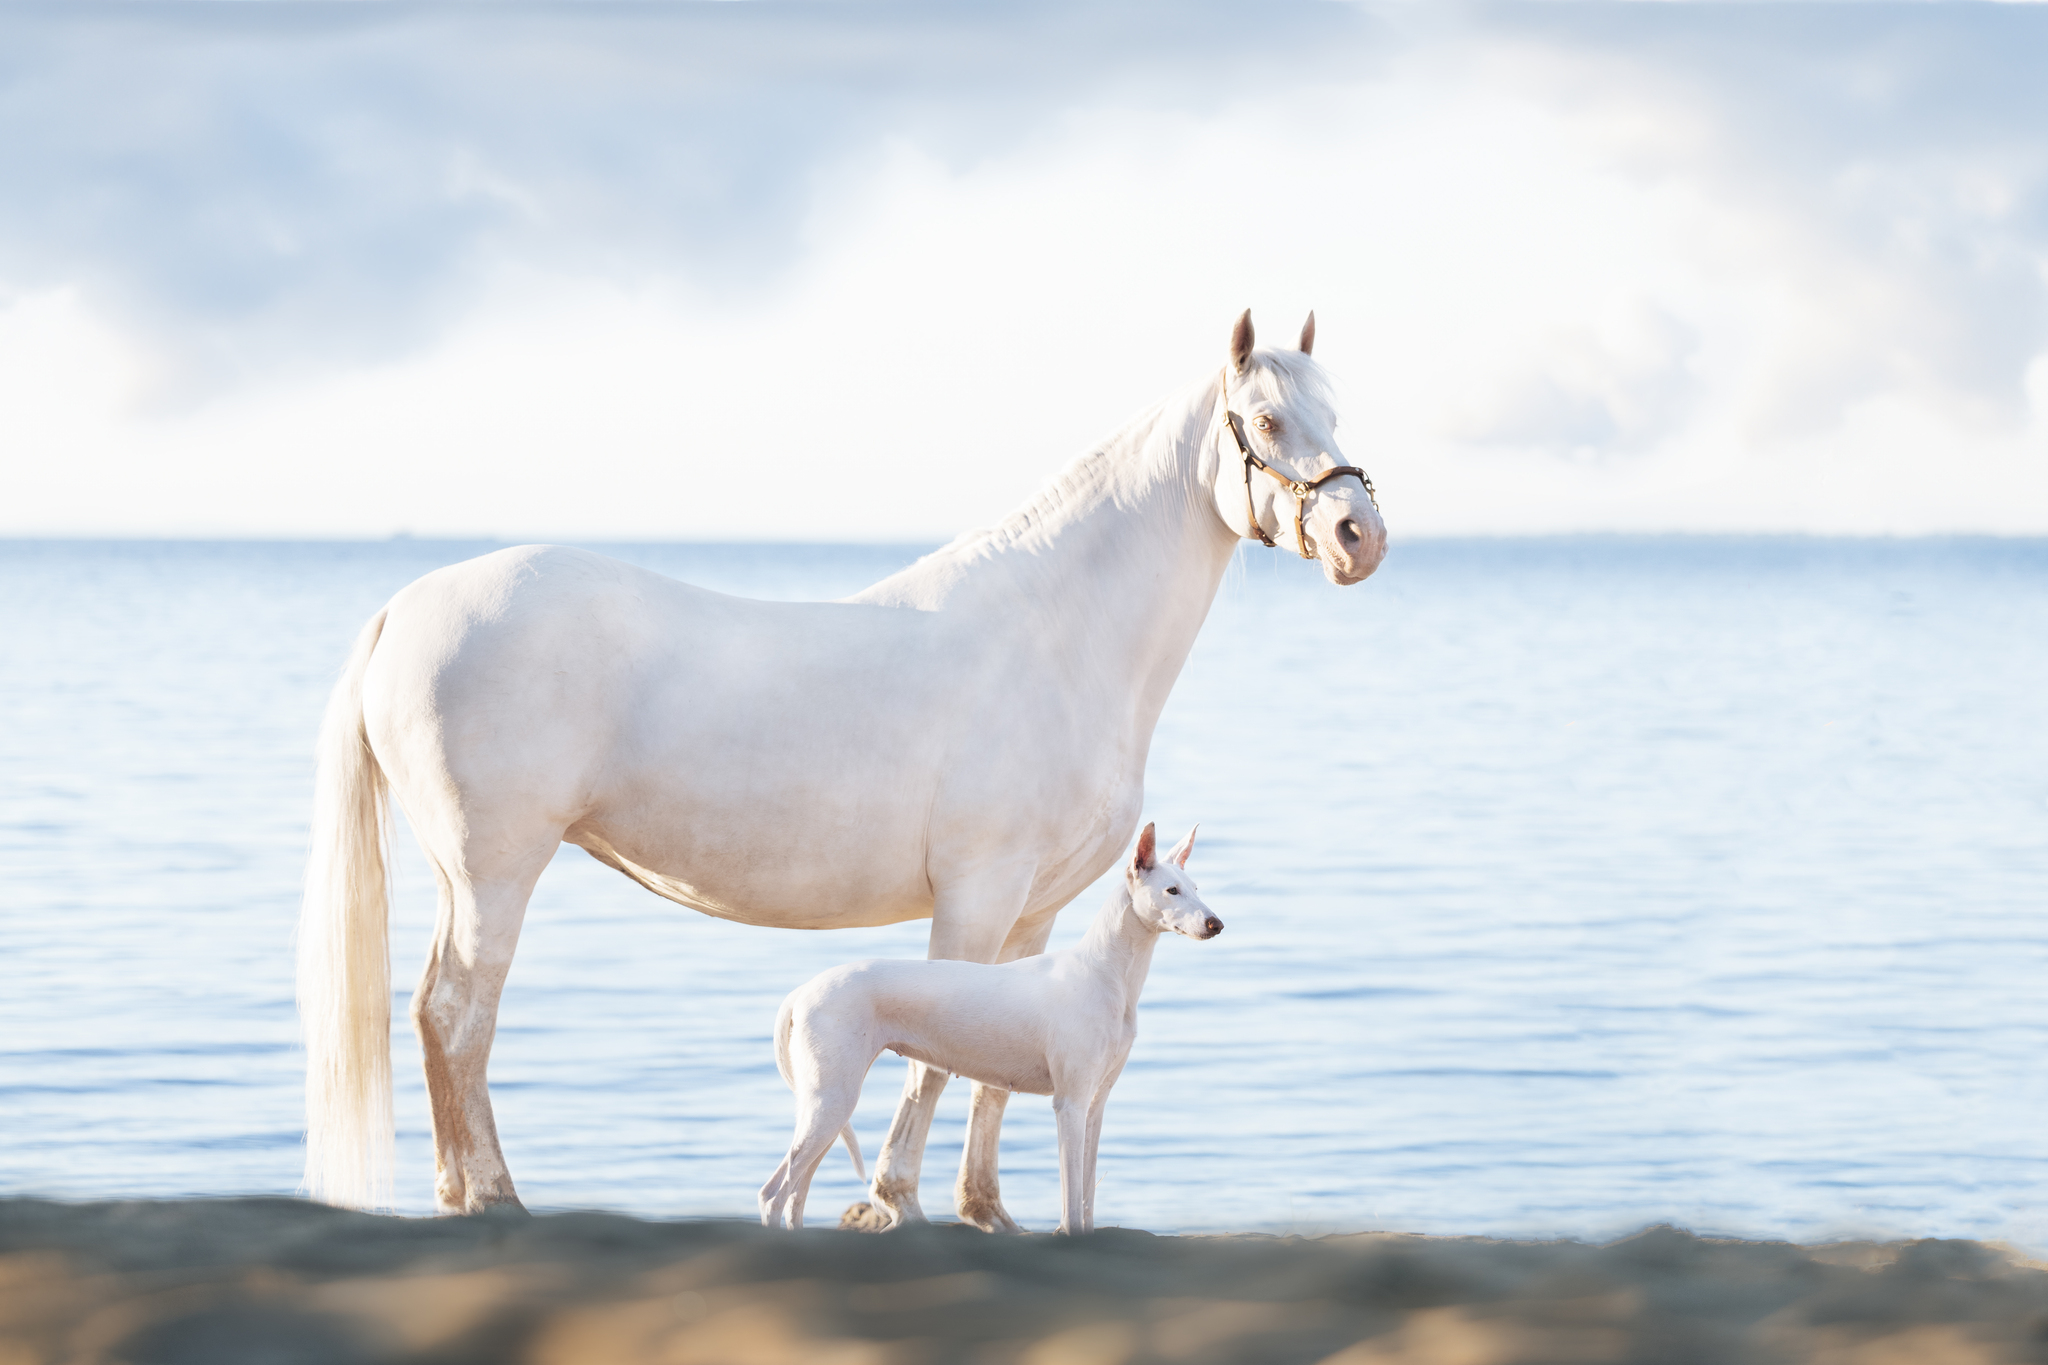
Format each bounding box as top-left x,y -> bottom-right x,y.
885,1042 -> 1056,1097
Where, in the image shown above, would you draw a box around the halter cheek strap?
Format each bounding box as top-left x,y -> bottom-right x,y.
1219,369 -> 1378,560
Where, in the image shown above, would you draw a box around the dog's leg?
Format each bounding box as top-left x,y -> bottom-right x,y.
1052,1094 -> 1091,1235
1080,1062 -> 1125,1234
758,1153 -> 797,1228
780,1090 -> 856,1231
772,1021 -> 869,1231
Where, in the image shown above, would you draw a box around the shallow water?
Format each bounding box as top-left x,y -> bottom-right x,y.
3,537 -> 2045,1243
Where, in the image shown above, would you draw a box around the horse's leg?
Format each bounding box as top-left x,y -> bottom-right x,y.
867,873 -> 1032,1228
869,1061 -> 947,1226
409,836 -> 556,1215
953,909 -> 1059,1233
956,1085 -> 1019,1233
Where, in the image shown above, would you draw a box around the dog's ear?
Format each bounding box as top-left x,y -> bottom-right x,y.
1131,822 -> 1157,873
1169,825 -> 1197,869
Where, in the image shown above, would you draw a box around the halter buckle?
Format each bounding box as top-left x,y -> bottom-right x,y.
1289,480 -> 1312,498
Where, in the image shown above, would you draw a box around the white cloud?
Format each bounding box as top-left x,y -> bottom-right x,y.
0,3 -> 2043,538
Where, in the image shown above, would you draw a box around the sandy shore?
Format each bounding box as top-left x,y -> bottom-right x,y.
5,1198 -> 2047,1364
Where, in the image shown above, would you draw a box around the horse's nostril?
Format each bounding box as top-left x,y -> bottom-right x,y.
1339,519 -> 1361,547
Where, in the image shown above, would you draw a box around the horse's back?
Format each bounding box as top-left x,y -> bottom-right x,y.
378,543 -> 722,660
357,542 -> 1143,932
368,542 -> 933,739
363,545 -> 692,795
361,545 -> 957,926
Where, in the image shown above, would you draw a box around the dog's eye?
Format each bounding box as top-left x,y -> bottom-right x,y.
1166,886 -> 1180,895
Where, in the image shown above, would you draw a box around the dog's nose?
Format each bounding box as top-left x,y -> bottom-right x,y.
1202,917 -> 1223,938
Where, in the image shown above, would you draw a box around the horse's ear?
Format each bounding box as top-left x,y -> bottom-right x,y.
1229,310 -> 1255,374
1169,824 -> 1198,869
1132,822 -> 1157,873
1299,311 -> 1315,356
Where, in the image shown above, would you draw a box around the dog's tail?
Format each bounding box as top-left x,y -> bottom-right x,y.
775,993 -> 865,1182
774,995 -> 797,1090
839,1124 -> 865,1183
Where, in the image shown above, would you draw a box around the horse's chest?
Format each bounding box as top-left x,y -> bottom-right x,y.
937,742 -> 1137,859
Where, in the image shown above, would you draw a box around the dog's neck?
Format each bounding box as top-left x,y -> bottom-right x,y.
1078,880 -> 1167,1013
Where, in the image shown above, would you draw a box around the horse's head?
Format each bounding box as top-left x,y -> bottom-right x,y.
1126,823 -> 1222,940
1209,310 -> 1388,586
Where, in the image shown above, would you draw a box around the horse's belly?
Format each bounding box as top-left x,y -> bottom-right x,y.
574,797 -> 935,931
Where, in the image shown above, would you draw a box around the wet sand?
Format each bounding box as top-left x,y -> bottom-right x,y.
5,1198 -> 2048,1364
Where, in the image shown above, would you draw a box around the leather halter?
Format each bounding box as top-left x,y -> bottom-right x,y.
1219,369 -> 1378,560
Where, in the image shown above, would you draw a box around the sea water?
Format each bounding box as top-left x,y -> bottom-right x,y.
2,537 -> 2045,1244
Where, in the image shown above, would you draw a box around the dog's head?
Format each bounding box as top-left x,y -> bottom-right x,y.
1126,823 -> 1222,940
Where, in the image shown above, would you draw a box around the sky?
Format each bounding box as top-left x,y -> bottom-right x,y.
2,1 -> 2045,540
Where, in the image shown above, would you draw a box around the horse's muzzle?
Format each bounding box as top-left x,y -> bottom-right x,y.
1326,512 -> 1387,584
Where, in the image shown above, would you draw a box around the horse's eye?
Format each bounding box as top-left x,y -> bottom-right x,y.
1252,416 -> 1273,432
1167,887 -> 1180,895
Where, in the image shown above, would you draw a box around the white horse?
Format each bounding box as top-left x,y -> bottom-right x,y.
299,309 -> 1385,1227
760,822 -> 1219,1233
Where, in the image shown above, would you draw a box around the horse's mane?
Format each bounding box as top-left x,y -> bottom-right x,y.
925,349 -> 1336,565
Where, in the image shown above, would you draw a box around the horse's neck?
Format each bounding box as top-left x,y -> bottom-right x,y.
1079,887 -> 1162,1008
855,375 -> 1239,721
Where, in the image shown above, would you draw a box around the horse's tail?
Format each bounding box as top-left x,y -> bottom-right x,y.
774,993 -> 865,1182
297,609 -> 394,1210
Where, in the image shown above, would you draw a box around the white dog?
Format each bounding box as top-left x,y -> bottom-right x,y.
759,822 -> 1222,1233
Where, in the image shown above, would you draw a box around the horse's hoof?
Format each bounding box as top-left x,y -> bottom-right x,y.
839,1202 -> 894,1233
956,1199 -> 1023,1235
867,1179 -> 924,1228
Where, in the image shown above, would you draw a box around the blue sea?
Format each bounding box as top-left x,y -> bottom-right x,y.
3,537 -> 2045,1245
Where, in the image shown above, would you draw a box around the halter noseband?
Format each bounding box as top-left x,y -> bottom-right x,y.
1219,368 -> 1378,560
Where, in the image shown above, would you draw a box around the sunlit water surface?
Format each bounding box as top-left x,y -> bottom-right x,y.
3,538 -> 2045,1244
